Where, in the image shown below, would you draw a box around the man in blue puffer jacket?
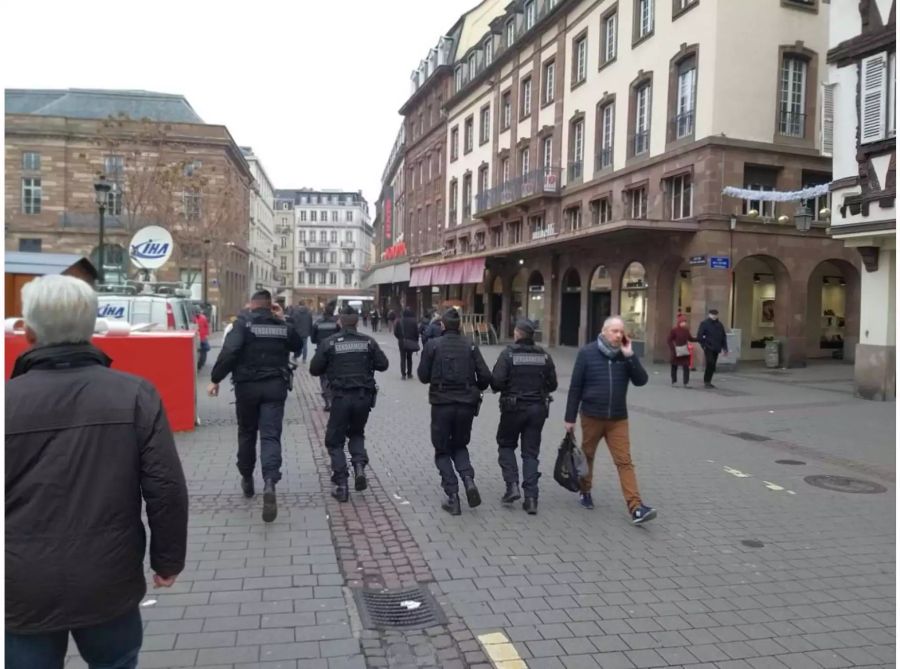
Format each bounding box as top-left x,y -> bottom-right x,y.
564,315 -> 657,525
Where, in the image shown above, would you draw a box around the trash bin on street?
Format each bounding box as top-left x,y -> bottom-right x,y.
764,339 -> 782,368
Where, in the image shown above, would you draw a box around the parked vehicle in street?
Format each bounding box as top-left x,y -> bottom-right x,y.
96,283 -> 196,332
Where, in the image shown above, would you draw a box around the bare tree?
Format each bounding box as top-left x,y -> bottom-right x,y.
93,115 -> 250,292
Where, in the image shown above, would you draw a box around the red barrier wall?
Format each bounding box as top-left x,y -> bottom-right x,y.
5,331 -> 196,432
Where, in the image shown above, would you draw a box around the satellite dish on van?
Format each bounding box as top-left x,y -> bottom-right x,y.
129,226 -> 174,270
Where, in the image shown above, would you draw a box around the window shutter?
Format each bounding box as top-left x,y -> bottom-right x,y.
821,83 -> 835,156
860,52 -> 887,144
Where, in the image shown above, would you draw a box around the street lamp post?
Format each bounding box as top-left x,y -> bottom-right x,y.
93,176 -> 112,285
202,238 -> 212,305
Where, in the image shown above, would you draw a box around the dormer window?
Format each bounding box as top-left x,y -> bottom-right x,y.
505,18 -> 515,47
484,38 -> 494,66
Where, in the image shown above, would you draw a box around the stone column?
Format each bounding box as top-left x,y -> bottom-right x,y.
855,247 -> 896,400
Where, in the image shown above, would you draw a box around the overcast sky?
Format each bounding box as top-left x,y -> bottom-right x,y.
2,0 -> 476,211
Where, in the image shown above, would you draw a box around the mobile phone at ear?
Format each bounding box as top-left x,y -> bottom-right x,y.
622,335 -> 629,345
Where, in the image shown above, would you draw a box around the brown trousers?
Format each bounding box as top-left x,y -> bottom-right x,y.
579,415 -> 642,512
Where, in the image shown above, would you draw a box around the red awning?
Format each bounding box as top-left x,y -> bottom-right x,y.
416,258 -> 485,286
409,266 -> 433,287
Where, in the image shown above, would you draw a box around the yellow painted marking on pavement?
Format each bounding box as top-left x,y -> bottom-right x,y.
478,632 -> 529,669
723,466 -> 751,478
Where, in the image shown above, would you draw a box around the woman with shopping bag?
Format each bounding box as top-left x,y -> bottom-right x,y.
667,316 -> 696,387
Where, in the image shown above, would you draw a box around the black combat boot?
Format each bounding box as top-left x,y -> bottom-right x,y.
441,492 -> 462,516
353,463 -> 368,492
332,482 -> 349,503
262,480 -> 277,523
522,497 -> 538,515
241,476 -> 255,498
501,482 -> 521,504
462,477 -> 481,508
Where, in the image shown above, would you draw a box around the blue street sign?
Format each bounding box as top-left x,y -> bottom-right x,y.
709,256 -> 730,269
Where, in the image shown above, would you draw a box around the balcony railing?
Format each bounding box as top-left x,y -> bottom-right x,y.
449,209 -> 458,225
779,110 -> 806,138
475,166 -> 561,215
674,110 -> 694,139
532,223 -> 557,240
567,161 -> 583,182
595,146 -> 613,171
340,241 -> 355,248
633,131 -> 649,155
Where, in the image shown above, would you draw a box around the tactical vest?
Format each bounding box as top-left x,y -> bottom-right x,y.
504,343 -> 549,402
432,333 -> 475,392
233,312 -> 291,383
326,333 -> 376,393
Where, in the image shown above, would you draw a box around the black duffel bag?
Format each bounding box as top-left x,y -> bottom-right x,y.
402,338 -> 421,352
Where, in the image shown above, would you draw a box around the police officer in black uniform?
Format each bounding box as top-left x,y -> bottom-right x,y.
491,319 -> 558,515
209,290 -> 302,523
310,306 -> 389,502
417,308 -> 492,516
311,300 -> 340,410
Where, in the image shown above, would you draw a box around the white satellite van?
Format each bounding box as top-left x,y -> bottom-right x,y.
96,285 -> 195,332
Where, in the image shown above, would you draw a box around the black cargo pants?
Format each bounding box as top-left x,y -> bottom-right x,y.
430,403 -> 477,495
325,392 -> 373,484
234,377 -> 288,483
497,401 -> 548,498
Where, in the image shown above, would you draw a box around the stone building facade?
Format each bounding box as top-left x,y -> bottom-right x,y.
5,90 -> 253,322
826,0 -> 896,399
396,0 -> 862,368
274,188 -> 373,310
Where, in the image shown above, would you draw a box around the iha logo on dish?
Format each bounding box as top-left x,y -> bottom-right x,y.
131,239 -> 171,260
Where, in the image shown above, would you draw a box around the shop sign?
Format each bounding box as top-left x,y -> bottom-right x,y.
383,187 -> 393,242
689,255 -> 707,266
709,256 -> 730,269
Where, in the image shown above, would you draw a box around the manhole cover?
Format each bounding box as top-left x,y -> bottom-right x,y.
741,539 -> 765,548
729,432 -> 771,442
353,587 -> 447,630
776,459 -> 806,465
803,475 -> 887,494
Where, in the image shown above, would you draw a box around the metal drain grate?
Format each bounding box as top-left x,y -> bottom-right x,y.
776,459 -> 806,465
353,587 -> 447,630
741,539 -> 765,548
804,475 -> 887,494
729,432 -> 771,442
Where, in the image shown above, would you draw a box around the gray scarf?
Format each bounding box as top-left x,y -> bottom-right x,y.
596,334 -> 620,359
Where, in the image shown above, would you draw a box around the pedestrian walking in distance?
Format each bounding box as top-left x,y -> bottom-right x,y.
667,316 -> 697,387
491,319 -> 558,515
311,300 -> 340,410
310,306 -> 389,502
394,307 -> 420,380
370,308 -> 381,332
6,275 -> 189,669
196,307 -> 211,371
564,316 -> 657,525
417,308 -> 492,515
697,308 -> 728,388
209,289 -> 303,523
289,302 -> 313,364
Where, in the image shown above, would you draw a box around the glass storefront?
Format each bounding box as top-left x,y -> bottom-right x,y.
620,262 -> 648,343
527,271 -> 545,338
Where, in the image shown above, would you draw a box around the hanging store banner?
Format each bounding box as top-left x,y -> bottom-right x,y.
383,187 -> 394,243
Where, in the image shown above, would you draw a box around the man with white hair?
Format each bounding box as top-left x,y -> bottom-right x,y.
564,316 -> 657,525
5,275 -> 189,668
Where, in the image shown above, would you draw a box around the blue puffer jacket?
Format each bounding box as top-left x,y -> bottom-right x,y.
565,340 -> 649,422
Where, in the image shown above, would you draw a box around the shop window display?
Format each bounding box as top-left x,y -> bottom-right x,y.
620,262 -> 648,342
820,276 -> 846,350
527,271 -> 545,339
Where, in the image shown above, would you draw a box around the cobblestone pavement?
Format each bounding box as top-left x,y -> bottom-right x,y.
64,332 -> 894,668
